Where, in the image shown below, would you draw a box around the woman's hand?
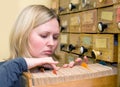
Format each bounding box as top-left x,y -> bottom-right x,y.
62,56 -> 88,68
24,57 -> 60,70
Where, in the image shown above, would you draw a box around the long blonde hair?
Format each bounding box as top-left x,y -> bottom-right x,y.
9,5 -> 60,59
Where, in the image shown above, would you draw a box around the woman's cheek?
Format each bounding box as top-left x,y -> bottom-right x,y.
29,35 -> 44,50
33,40 -> 44,49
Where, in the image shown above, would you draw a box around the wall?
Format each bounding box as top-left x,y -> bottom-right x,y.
0,0 -> 52,60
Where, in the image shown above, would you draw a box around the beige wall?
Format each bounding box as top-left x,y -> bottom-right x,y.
0,0 -> 52,60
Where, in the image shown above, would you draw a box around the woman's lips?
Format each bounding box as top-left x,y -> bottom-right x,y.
44,50 -> 52,55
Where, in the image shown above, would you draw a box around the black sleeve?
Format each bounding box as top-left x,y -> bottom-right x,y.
0,58 -> 28,87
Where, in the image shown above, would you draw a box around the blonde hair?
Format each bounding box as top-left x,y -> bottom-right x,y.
9,5 -> 59,59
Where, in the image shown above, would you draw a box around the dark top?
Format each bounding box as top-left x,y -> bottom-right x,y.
0,58 -> 28,87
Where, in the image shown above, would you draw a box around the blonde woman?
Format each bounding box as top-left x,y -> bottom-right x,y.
0,5 -> 85,87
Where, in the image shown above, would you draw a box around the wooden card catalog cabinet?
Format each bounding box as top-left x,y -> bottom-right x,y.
69,0 -> 80,13
92,34 -> 118,62
97,6 -> 120,33
96,0 -> 118,8
60,34 -> 69,51
79,34 -> 93,56
60,14 -> 69,32
59,0 -> 69,14
80,0 -> 97,11
81,9 -> 97,33
69,13 -> 81,33
69,34 -> 80,54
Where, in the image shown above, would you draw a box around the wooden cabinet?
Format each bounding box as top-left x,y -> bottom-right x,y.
57,0 -> 119,86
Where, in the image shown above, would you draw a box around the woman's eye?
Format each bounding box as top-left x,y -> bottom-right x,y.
53,36 -> 59,40
40,35 -> 47,38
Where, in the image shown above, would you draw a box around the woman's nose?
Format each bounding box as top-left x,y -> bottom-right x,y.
48,37 -> 54,46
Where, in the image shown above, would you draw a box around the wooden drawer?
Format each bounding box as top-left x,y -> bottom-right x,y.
92,34 -> 118,62
97,5 -> 120,33
81,9 -> 97,33
22,65 -> 117,87
79,34 -> 93,56
69,13 -> 81,33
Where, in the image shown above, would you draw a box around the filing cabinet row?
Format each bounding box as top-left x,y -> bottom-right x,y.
55,0 -> 120,64
59,0 -> 120,14
60,4 -> 120,34
59,33 -> 118,63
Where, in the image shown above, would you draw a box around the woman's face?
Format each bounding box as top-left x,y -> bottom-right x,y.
29,18 -> 60,58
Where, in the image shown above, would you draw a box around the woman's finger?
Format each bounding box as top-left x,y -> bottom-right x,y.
83,56 -> 88,63
75,58 -> 82,65
68,61 -> 75,68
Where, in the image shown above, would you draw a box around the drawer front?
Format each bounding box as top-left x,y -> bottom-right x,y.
81,9 -> 97,33
69,13 -> 81,33
92,34 -> 118,62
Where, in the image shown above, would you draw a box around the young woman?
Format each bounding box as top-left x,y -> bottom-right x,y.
0,5 -> 85,87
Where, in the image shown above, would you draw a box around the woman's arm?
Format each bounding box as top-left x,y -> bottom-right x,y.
0,57 -> 59,87
0,58 -> 27,87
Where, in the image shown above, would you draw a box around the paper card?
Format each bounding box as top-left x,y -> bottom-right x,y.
82,37 -> 92,46
95,38 -> 107,48
101,11 -> 113,21
60,34 -> 68,44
